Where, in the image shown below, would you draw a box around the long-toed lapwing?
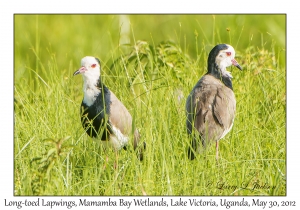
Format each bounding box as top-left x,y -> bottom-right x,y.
186,44 -> 242,160
74,56 -> 144,160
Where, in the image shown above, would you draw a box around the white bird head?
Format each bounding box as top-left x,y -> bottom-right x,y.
73,56 -> 101,82
215,45 -> 242,69
208,44 -> 242,78
73,56 -> 102,106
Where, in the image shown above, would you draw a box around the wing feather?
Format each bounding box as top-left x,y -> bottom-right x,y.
186,75 -> 236,145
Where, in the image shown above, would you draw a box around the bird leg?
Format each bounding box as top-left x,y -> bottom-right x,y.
103,155 -> 109,170
114,150 -> 119,170
216,141 -> 219,161
102,152 -> 119,170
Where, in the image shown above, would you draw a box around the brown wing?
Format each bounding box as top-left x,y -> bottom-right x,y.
109,90 -> 145,160
108,91 -> 132,136
212,84 -> 236,138
186,75 -> 236,146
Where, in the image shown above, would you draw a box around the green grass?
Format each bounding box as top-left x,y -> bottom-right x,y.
14,14 -> 286,195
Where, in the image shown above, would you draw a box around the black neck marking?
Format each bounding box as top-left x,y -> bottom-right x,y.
81,77 -> 113,140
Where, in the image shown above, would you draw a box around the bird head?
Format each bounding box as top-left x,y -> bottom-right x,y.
215,44 -> 242,70
73,56 -> 101,80
208,44 -> 242,77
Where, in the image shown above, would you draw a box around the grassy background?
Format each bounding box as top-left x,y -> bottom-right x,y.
14,14 -> 286,195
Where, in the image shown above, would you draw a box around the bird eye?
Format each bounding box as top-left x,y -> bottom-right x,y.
226,52 -> 231,56
91,64 -> 97,68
